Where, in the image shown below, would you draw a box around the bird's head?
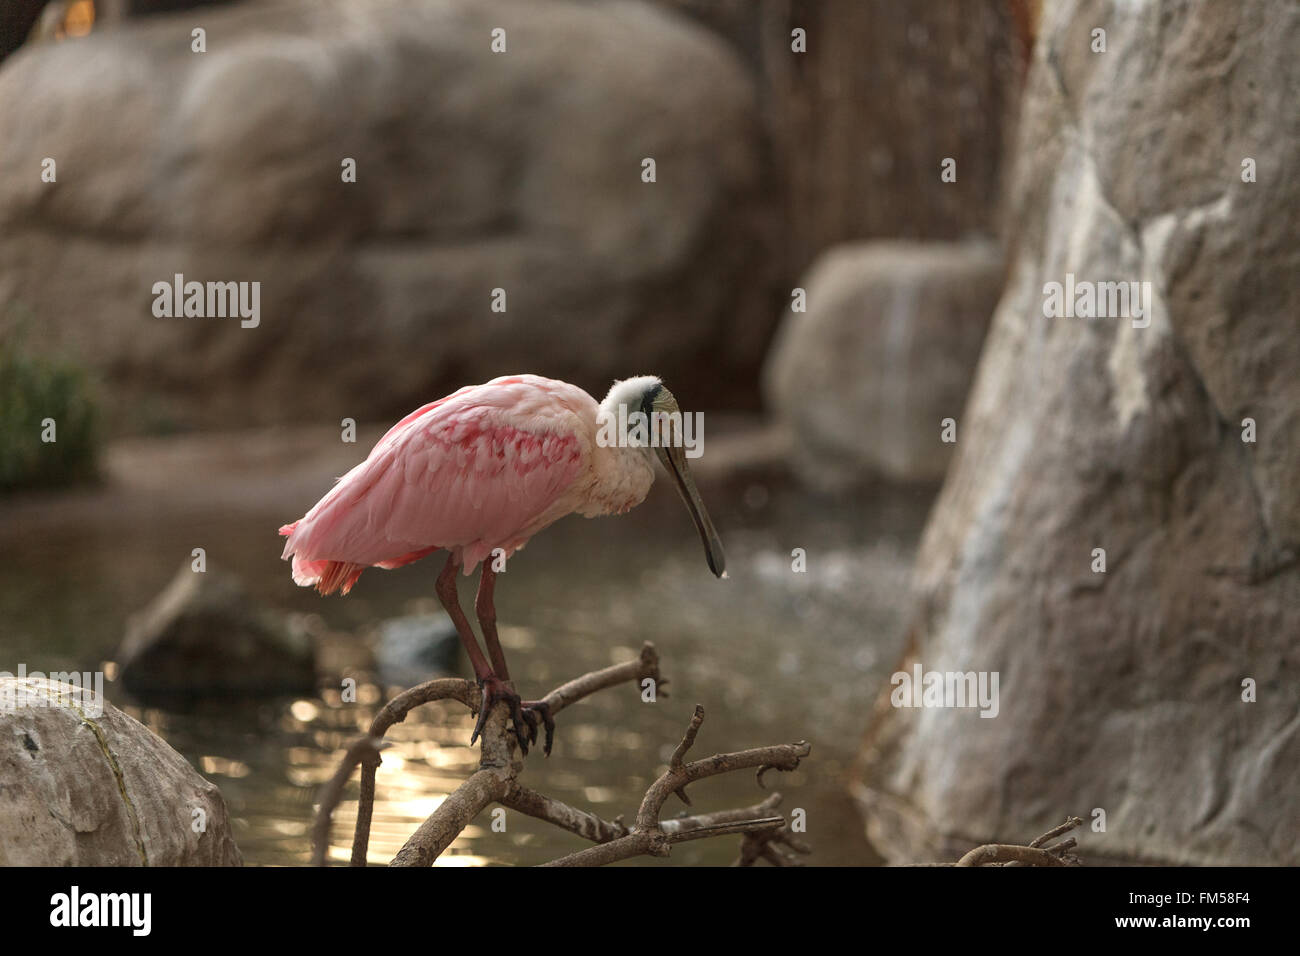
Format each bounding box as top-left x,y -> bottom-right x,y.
598,376 -> 727,579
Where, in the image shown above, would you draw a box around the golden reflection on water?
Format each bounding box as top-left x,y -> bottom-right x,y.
144,660 -> 690,866
4,485 -> 925,866
313,685 -> 485,866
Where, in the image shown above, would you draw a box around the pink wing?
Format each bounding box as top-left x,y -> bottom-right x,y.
280,380 -> 587,594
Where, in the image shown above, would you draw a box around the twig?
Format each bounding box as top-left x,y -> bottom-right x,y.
390,768 -> 512,867
537,641 -> 662,717
635,709 -> 810,832
541,705 -> 812,867
955,844 -> 1071,867
1029,816 -> 1085,848
662,792 -> 784,838
310,735 -> 385,866
368,678 -> 478,737
731,793 -> 813,867
328,678 -> 475,866
953,816 -> 1085,867
499,783 -> 629,844
671,817 -> 786,843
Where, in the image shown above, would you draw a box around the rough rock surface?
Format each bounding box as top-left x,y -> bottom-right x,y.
855,0 -> 1299,864
0,0 -> 779,430
118,562 -> 315,700
764,240 -> 1002,489
0,676 -> 242,865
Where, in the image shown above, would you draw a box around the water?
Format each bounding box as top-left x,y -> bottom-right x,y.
0,429 -> 930,866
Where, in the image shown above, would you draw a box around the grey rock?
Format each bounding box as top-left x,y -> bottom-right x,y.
118,562 -> 315,701
0,676 -> 242,865
375,614 -> 461,688
0,0 -> 780,430
765,240 -> 1002,489
855,0 -> 1300,865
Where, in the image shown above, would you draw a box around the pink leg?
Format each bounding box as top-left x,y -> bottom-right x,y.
475,564 -> 555,757
435,555 -> 531,753
474,564 -> 511,681
436,554 -> 492,682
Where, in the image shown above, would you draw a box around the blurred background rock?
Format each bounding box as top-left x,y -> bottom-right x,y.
0,0 -> 1024,435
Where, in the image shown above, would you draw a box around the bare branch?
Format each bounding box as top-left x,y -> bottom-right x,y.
955,844 -> 1071,867
669,817 -> 786,843
661,793 -> 783,838
368,678 -> 477,737
1029,815 -> 1085,848
312,678 -> 477,867
941,817 -> 1086,867
542,707 -> 811,867
538,641 -> 661,717
637,739 -> 811,831
310,735 -> 385,867
350,757 -> 379,866
539,831 -> 667,867
390,768 -> 510,867
500,783 -> 629,844
670,704 -> 705,769
313,642 -> 814,868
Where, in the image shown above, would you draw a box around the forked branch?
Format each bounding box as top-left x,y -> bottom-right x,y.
953,816 -> 1085,867
311,643 -> 812,868
902,816 -> 1086,867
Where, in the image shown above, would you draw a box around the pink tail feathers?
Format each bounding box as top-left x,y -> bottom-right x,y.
279,520 -> 366,596
294,556 -> 367,596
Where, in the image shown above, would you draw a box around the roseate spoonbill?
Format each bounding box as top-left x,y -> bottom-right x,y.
279,374 -> 725,755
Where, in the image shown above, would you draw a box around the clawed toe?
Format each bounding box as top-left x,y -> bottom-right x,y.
521,700 -> 555,757
471,677 -> 551,756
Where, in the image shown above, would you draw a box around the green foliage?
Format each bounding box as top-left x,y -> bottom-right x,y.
0,336 -> 99,492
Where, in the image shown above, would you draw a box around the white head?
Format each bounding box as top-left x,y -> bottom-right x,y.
598,376 -> 727,579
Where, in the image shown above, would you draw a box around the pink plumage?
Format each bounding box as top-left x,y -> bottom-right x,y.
279,374 -> 654,595
280,372 -> 725,755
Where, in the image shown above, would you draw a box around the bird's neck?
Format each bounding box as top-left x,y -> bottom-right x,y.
582,440 -> 655,517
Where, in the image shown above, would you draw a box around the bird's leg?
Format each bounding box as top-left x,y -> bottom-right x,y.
476,564 -> 555,756
474,564 -> 511,681
436,554 -> 493,682
435,555 -> 530,754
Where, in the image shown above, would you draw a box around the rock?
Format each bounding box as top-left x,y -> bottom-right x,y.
0,676 -> 242,865
764,240 -> 1002,489
374,614 -> 461,688
118,562 -> 315,701
0,0 -> 780,432
854,0 -> 1300,865
651,0 -> 1027,271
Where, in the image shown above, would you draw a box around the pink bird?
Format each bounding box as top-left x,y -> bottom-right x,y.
279,374 -> 725,755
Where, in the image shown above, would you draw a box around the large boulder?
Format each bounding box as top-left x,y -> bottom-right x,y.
0,0 -> 780,431
118,562 -> 316,701
0,676 -> 242,865
855,0 -> 1299,864
764,240 -> 1002,489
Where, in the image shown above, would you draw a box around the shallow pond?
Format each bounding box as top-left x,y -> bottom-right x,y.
0,434 -> 929,866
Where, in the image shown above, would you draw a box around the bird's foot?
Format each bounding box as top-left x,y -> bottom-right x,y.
519,700 -> 555,757
471,676 -> 535,756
